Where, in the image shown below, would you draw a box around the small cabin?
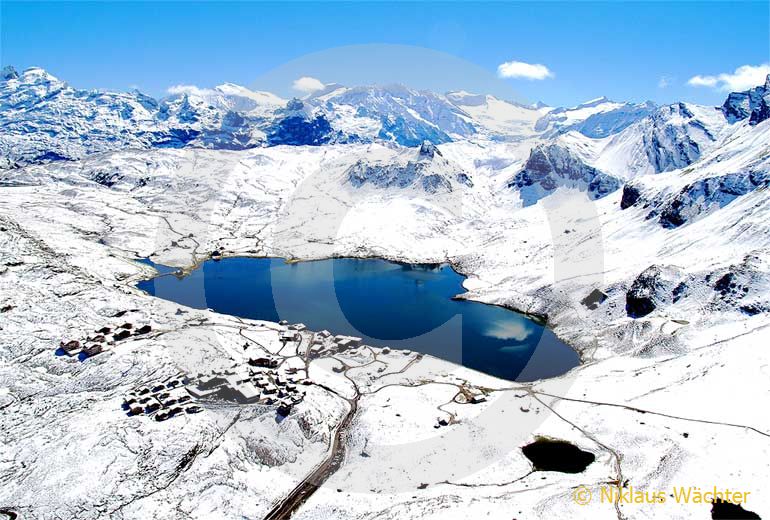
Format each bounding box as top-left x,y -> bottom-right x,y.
135,325 -> 152,335
249,356 -> 278,368
113,330 -> 131,341
82,344 -> 103,356
277,401 -> 292,416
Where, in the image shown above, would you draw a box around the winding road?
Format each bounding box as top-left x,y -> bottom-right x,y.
262,395 -> 358,520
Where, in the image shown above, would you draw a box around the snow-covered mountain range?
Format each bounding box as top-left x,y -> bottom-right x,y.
3,66 -> 767,203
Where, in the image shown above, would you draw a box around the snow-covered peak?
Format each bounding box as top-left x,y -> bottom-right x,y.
305,83 -> 477,146
1,65 -> 68,103
304,83 -> 348,102
164,82 -> 285,115
445,90 -> 488,106
536,97 -> 657,138
574,96 -> 611,108
446,91 -> 545,138
19,66 -> 60,83
213,83 -> 285,107
344,141 -> 473,194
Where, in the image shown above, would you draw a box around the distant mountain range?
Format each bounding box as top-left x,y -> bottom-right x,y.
2,65 -> 769,210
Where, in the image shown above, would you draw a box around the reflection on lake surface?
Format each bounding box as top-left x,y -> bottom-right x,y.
137,257 -> 578,381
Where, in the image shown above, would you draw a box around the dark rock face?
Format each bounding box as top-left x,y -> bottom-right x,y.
710,253 -> 767,314
581,288 -> 608,310
658,171 -> 770,229
508,144 -> 621,206
33,151 -> 70,163
626,265 -> 685,318
620,184 -> 642,209
642,103 -> 712,173
152,128 -> 202,149
267,102 -> 335,146
626,290 -> 657,318
419,140 -> 442,158
722,74 -> 770,125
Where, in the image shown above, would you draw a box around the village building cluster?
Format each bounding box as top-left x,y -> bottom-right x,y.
308,330 -> 364,358
58,322 -> 153,359
122,374 -> 201,421
186,359 -> 311,416
67,317 -> 452,425
123,358 -> 311,421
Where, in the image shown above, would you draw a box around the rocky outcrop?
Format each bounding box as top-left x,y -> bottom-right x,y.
657,171 -> 770,228
722,74 -> 770,125
641,103 -> 715,174
508,144 -> 621,206
346,141 -> 472,193
266,99 -> 337,146
626,265 -> 687,318
1,65 -> 19,81
710,253 -> 770,316
623,170 -> 770,228
619,184 -> 642,209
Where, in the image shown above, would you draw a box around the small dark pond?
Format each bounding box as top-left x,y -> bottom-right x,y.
521,438 -> 595,473
711,500 -> 761,520
136,257 -> 579,382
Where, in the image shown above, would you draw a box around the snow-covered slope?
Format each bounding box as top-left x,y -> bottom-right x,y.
445,91 -> 547,138
306,84 -> 477,146
595,101 -> 729,178
535,96 -> 656,138
2,62 -> 770,518
620,117 -> 770,229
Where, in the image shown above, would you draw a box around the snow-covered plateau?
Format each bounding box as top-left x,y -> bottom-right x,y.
1,67 -> 769,520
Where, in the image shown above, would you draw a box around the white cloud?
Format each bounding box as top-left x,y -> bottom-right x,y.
497,60 -> 554,80
292,76 -> 325,93
167,84 -> 214,97
687,75 -> 720,88
658,76 -> 671,89
485,320 -> 531,341
687,63 -> 770,92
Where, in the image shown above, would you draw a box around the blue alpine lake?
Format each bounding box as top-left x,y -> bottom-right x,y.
136,257 -> 579,381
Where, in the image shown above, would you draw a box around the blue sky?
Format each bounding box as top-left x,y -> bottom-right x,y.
2,1 -> 768,107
